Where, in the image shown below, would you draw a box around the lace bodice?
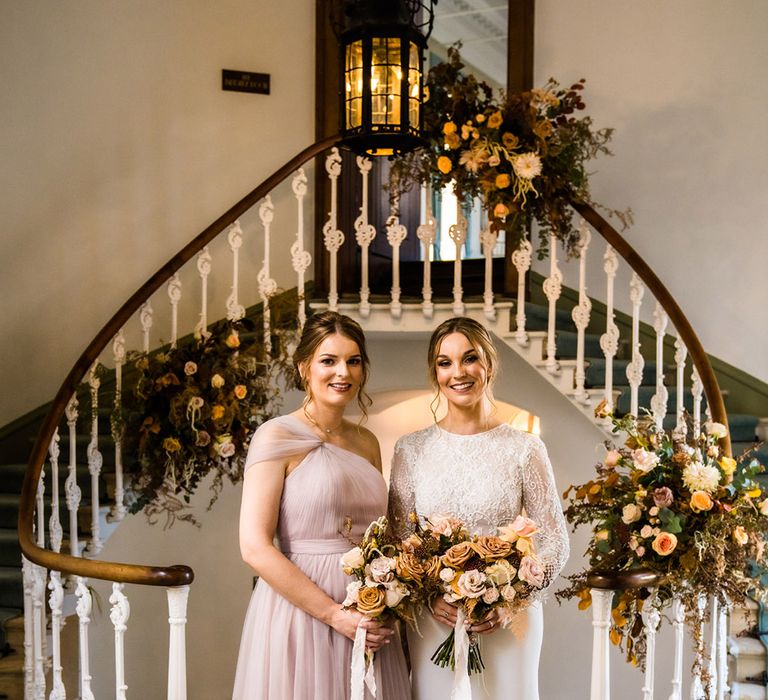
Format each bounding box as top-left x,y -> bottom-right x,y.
388,423 -> 570,590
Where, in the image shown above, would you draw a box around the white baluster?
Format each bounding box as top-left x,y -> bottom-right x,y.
167,586 -> 191,700
416,190 -> 436,319
690,594 -> 706,700
36,454 -> 45,550
323,148 -> 344,312
668,597 -> 685,700
76,577 -> 95,700
651,302 -> 669,429
22,556 -> 34,700
707,596 -> 718,698
32,565 -> 46,700
226,221 -> 246,321
600,245 -> 620,409
110,583 -> 130,700
110,329 -> 127,522
674,334 -> 688,436
641,597 -> 661,700
480,226 -> 498,320
543,234 -> 563,373
627,272 -> 646,417
291,168 -> 311,328
48,429 -> 63,554
571,223 -> 592,403
167,274 -> 182,349
691,367 -> 704,438
139,300 -> 153,354
258,196 -> 277,354
512,239 -> 533,346
716,599 -> 728,700
86,364 -> 103,555
590,588 -> 613,700
353,157 -> 375,318
48,571 -> 66,700
195,247 -> 212,337
386,200 -> 407,319
449,200 -> 467,316
64,396 -> 82,556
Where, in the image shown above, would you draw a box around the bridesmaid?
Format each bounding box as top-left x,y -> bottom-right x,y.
233,311 -> 410,699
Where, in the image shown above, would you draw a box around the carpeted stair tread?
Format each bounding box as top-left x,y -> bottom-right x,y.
725,414 -> 761,443
0,570 -> 22,610
731,441 -> 768,463
584,358 -> 662,388
0,607 -> 21,652
0,532 -> 20,569
0,463 -> 103,494
522,302 -> 577,331
613,385 -> 698,416
554,330 -> 606,360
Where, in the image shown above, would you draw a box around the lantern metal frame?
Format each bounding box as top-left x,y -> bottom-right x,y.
336,0 -> 435,157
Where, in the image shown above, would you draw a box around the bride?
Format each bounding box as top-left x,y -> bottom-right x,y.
388,317 -> 570,699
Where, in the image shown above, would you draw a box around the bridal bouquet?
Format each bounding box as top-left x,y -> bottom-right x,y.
414,514 -> 544,677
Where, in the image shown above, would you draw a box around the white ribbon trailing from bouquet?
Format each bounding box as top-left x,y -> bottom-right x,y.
351,618 -> 377,700
451,607 -> 472,700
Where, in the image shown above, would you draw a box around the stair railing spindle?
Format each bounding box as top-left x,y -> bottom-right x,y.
641,599 -> 661,700
48,429 -> 63,554
32,564 -> 46,699
139,300 -> 153,355
167,274 -> 182,349
76,577 -> 95,700
86,363 -> 103,555
258,196 -> 277,354
322,149 -> 343,312
690,594 -> 706,699
480,225 -> 498,320
627,272 -> 645,417
668,596 -> 684,700
22,556 -> 34,700
110,583 -> 130,700
691,367 -> 704,437
571,223 -> 592,403
225,222 -> 246,321
48,571 -> 66,700
449,199 -> 467,316
543,234 -> 562,372
589,588 -> 613,700
706,596 -> 718,699
195,247 -> 212,337
65,395 -> 82,556
716,600 -> 728,700
167,585 -> 191,700
651,302 -> 669,429
600,245 -> 619,410
416,188 -> 436,319
110,329 -> 127,522
674,334 -> 688,436
291,168 -> 311,328
353,158 -> 375,319
385,198 -> 407,319
512,239 -> 532,346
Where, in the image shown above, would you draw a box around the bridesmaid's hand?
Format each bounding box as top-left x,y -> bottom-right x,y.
329,606 -> 394,651
469,609 -> 501,636
431,597 -> 459,628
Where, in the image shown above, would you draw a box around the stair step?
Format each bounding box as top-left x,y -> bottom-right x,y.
521,301 -> 576,330
730,681 -> 768,700
0,533 -> 20,569
0,570 -> 22,611
726,414 -> 762,443
0,463 -> 106,495
584,358 -> 662,389
0,612 -> 23,652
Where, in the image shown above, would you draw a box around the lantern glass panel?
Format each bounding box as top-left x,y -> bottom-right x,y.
345,41 -> 364,129
371,37 -> 401,126
408,41 -> 420,128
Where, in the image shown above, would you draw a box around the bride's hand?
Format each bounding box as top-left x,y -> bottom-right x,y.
431,597 -> 459,628
469,609 -> 501,635
329,605 -> 394,651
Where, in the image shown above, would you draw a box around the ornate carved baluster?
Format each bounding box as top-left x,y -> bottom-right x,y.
641,597 -> 661,700
353,157 -> 375,318
543,234 -> 563,373
323,149 -> 343,312
167,585 -> 191,700
674,334 -> 688,436
716,599 -> 729,700
167,274 -> 182,349
668,597 -> 684,700
226,221 -> 246,321
480,226 -> 498,320
416,191 -> 436,319
139,300 -> 153,354
291,168 -> 311,328
627,272 -> 645,417
600,245 -> 620,409
195,246 -> 212,337
48,428 -> 62,554
32,564 -> 46,699
22,556 -> 34,699
651,302 -> 669,428
36,449 -> 45,550
690,594 -> 707,700
589,588 -> 613,700
691,366 -> 704,437
48,571 -> 66,700
449,200 -> 467,316
110,329 -> 127,522
386,199 -> 407,318
76,577 -> 95,700
86,364 -> 103,555
512,239 -> 533,346
110,583 -> 131,700
707,596 -> 719,699
258,196 -> 277,353
65,395 -> 82,556
571,223 -> 592,403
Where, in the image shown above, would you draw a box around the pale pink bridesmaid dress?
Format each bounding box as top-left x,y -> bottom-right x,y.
233,415 -> 411,700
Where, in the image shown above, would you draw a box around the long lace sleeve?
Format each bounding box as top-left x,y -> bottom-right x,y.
522,435 -> 570,592
387,438 -> 417,539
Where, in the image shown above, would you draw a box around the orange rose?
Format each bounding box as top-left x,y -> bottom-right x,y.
437,156 -> 453,174
443,121 -> 457,135
211,405 -> 225,420
356,586 -> 386,617
689,491 -> 713,513
472,535 -> 513,561
234,385 -> 247,400
493,202 -> 509,220
495,174 -> 511,189
441,542 -> 475,569
487,111 -> 503,129
651,532 -> 677,556
225,331 -> 240,348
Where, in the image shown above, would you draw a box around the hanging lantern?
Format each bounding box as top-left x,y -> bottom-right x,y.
337,0 -> 435,157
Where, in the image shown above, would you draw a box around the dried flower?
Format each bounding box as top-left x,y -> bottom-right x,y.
211,374 -> 225,389
512,152 -> 542,180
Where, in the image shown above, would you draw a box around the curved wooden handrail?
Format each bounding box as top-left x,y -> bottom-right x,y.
18,134 -> 342,586
572,200 -> 731,458
586,568 -> 662,591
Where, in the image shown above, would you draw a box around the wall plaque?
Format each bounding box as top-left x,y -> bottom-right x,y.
222,70 -> 270,95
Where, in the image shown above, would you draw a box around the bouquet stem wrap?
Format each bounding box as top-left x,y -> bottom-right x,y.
451,608 -> 472,700
351,619 -> 377,700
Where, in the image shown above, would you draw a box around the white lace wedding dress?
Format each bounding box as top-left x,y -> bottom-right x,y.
388,423 -> 570,700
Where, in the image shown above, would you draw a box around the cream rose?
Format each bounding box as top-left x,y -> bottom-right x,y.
383,581 -> 409,608
632,448 -> 660,473
501,584 -> 517,602
621,503 -> 642,524
482,586 -> 500,605
429,515 -> 463,538
651,532 -> 678,556
485,559 -> 516,586
439,567 -> 455,583
705,421 -> 728,439
211,374 -> 225,389
604,450 -> 622,467
184,361 -> 198,376
456,570 -> 487,599
366,556 -> 396,584
340,546 -> 365,572
342,581 -> 362,607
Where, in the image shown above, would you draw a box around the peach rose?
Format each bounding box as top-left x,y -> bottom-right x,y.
225,332 -> 240,349
495,174 -> 511,189
487,111 -> 503,129
651,532 -> 677,556
473,535 -> 513,561
493,202 -> 509,220
518,555 -> 545,588
689,490 -> 714,513
356,586 -> 386,617
604,450 -> 622,467
234,385 -> 247,400
211,374 -> 225,389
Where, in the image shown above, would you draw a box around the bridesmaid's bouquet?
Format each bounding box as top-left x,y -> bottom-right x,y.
415,514 -> 544,677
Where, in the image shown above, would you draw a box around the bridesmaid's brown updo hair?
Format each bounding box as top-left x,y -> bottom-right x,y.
426,317 -> 499,418
293,311 -> 372,416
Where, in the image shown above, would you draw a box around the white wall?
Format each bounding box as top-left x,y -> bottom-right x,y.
534,0 -> 768,383
0,0 -> 315,425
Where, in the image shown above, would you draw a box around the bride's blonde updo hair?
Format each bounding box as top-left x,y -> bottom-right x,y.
426,317 -> 499,418
292,311 -> 372,417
